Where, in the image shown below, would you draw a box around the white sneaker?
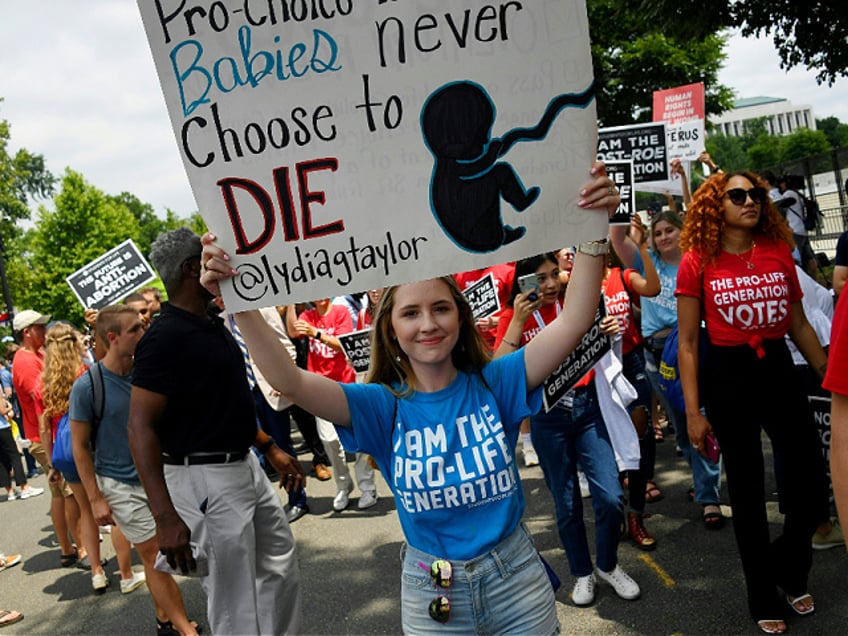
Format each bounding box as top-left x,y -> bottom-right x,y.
100,524 -> 112,534
596,565 -> 640,600
5,491 -> 16,501
120,570 -> 147,594
333,488 -> 350,511
572,573 -> 596,606
357,490 -> 378,510
578,471 -> 591,498
524,447 -> 539,467
19,486 -> 44,500
92,572 -> 110,593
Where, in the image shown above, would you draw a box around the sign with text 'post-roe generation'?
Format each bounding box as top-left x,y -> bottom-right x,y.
138,0 -> 603,310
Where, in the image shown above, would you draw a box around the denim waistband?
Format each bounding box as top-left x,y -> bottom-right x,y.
402,523 -> 533,582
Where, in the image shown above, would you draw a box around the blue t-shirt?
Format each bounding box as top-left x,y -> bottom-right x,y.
634,249 -> 679,337
68,364 -> 139,485
0,367 -> 12,429
339,350 -> 542,560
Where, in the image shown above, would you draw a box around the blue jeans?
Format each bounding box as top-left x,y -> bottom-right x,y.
643,341 -> 722,505
252,387 -> 307,509
400,523 -> 558,635
531,383 -> 624,577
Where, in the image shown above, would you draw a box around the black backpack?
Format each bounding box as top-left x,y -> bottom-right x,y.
786,189 -> 822,232
801,195 -> 822,231
86,362 -> 106,450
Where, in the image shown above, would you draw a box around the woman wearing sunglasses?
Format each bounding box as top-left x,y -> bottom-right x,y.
676,171 -> 829,635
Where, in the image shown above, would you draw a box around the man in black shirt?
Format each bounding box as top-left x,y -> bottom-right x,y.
128,228 -> 303,635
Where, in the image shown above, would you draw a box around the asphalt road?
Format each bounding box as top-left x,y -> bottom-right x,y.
1,429 -> 847,635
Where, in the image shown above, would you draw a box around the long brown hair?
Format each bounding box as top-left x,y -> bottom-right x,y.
366,276 -> 491,396
41,323 -> 85,418
681,171 -> 793,265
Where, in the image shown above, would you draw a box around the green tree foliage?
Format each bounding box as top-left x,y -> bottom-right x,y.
634,1 -> 848,86
588,0 -> 735,126
706,123 -> 835,174
0,102 -> 55,249
7,169 -> 141,326
816,117 -> 848,149
780,128 -> 831,163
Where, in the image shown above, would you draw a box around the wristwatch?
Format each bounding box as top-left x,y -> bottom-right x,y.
313,331 -> 323,341
576,238 -> 609,257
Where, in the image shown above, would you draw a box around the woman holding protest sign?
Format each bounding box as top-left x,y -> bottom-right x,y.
677,171 -> 829,634
200,163 -> 617,633
493,252 -> 641,606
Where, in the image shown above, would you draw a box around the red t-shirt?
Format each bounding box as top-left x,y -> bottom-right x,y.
494,301 -> 560,349
300,304 -> 356,383
455,262 -> 516,348
495,299 -> 594,387
603,267 -> 641,355
676,237 -> 802,346
824,290 -> 848,395
11,348 -> 45,442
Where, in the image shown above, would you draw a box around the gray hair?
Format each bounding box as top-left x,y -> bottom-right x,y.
149,227 -> 202,293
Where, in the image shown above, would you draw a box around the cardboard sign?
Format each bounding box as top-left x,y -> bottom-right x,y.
652,82 -> 705,168
606,161 -> 633,225
462,273 -> 500,321
542,300 -> 610,412
66,239 -> 156,310
138,0 -> 603,311
810,395 -> 832,494
338,329 -> 372,374
652,82 -> 705,125
597,123 -> 668,184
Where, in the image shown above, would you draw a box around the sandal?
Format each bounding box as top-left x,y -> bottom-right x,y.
157,618 -> 203,635
756,619 -> 787,634
60,548 -> 78,568
645,480 -> 663,503
786,592 -> 815,616
0,609 -> 24,628
703,504 -> 725,530
654,424 -> 664,442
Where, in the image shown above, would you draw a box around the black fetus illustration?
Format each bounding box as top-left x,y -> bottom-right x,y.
421,81 -> 595,253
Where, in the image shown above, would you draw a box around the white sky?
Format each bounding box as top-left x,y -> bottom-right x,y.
0,4 -> 846,220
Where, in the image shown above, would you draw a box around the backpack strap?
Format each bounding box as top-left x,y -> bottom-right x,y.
87,362 -> 106,450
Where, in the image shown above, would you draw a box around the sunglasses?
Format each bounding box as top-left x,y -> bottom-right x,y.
419,559 -> 452,623
725,187 -> 766,206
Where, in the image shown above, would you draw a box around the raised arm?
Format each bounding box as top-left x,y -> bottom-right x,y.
627,220 -> 660,298
233,310 -> 351,425
522,163 -> 615,388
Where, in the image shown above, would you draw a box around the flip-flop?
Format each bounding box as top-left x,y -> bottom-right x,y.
756,619 -> 787,634
786,593 -> 815,616
0,609 -> 24,628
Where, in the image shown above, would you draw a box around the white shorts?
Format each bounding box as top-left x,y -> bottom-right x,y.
97,475 -> 157,545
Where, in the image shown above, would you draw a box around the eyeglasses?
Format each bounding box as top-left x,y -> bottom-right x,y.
725,187 -> 766,206
419,559 -> 452,623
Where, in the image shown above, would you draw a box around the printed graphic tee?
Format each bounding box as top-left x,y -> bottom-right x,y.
339,350 -> 541,560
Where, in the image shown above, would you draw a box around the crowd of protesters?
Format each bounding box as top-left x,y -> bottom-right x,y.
1,154 -> 847,634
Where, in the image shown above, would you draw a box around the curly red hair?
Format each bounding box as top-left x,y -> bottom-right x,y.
680,171 -> 794,267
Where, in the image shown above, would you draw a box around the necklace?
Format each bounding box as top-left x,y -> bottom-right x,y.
732,241 -> 756,270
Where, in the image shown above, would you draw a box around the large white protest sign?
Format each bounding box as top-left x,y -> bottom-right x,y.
66,239 -> 157,310
138,0 -> 602,310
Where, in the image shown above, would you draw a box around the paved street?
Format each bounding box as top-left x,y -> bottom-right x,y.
1,430 -> 846,635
